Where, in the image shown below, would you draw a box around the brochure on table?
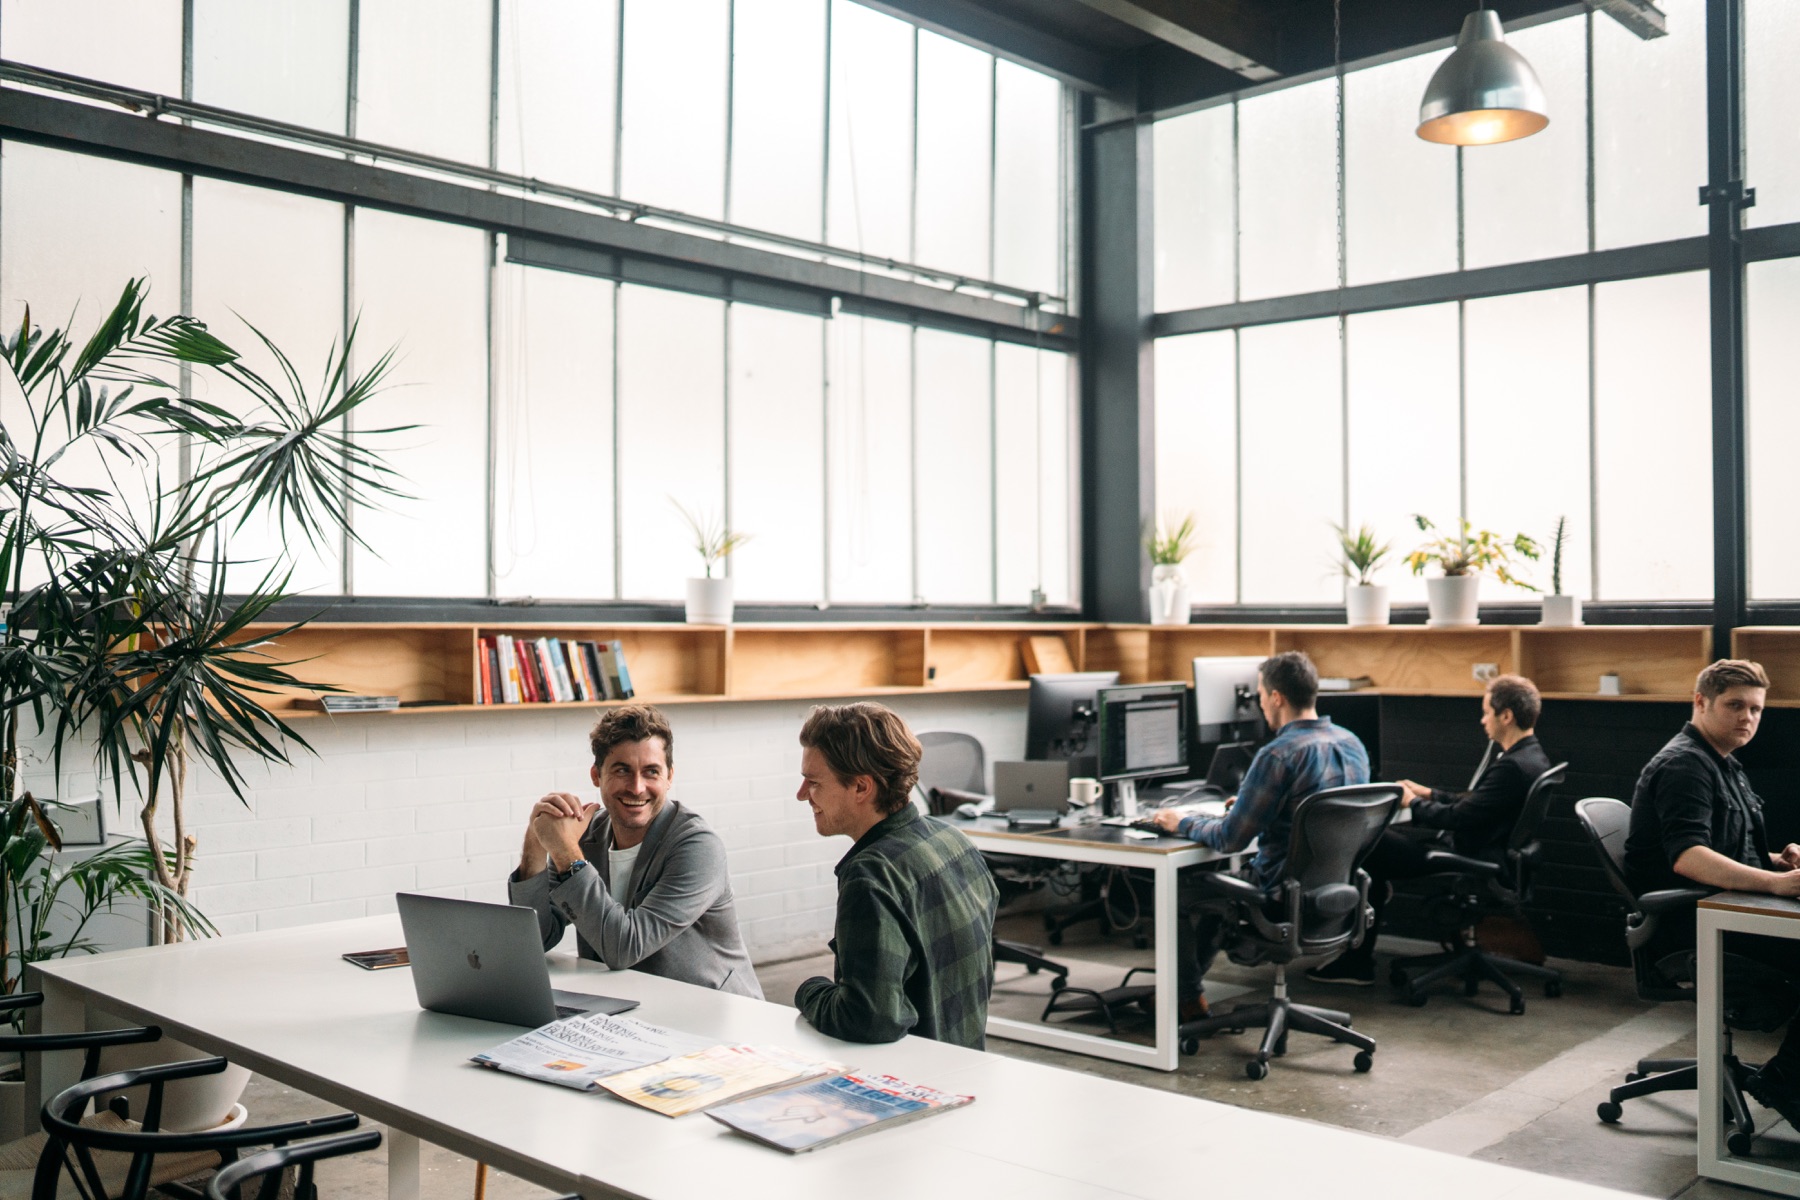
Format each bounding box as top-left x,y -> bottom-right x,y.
707,1072 -> 975,1153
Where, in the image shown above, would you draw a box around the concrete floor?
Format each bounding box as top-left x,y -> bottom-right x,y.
241,910 -> 1799,1200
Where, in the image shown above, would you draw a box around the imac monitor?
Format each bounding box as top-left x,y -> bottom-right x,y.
1192,655 -> 1267,739
1097,683 -> 1191,814
1025,671 -> 1120,775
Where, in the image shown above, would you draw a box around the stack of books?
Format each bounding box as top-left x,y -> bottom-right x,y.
297,694 -> 400,713
476,635 -> 635,705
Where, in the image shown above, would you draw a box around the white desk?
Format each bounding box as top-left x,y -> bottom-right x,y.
1696,892 -> 1800,1196
27,916 -> 1637,1200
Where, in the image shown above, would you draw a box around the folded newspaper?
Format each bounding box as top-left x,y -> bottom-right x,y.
706,1073 -> 975,1153
471,1013 -> 713,1090
597,1044 -> 845,1118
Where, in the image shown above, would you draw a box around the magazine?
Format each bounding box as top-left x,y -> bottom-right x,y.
470,1013 -> 713,1091
597,1044 -> 844,1117
707,1073 -> 975,1153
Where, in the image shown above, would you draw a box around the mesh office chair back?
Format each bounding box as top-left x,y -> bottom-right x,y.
1495,762 -> 1568,901
917,731 -> 986,798
1285,784 -> 1404,952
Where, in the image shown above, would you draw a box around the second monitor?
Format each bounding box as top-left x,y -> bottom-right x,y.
1097,682 -> 1191,816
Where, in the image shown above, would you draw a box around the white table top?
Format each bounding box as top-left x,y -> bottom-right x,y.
32,916 -> 1644,1200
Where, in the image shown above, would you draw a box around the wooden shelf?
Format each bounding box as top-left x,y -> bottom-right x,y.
231,620 -> 1720,715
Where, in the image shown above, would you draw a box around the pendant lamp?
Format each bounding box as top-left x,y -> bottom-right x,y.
1417,9 -> 1549,146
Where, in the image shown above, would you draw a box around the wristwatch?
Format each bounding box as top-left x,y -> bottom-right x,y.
550,858 -> 590,886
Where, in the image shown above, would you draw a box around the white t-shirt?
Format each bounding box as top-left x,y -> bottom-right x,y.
607,842 -> 640,907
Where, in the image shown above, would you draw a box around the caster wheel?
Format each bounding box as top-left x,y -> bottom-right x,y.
1544,981 -> 1563,998
1273,1035 -> 1289,1057
1597,1101 -> 1623,1124
1047,930 -> 1063,947
1353,1051 -> 1374,1073
1026,963 -> 1041,975
1624,1071 -> 1645,1082
1246,1060 -> 1269,1081
1729,1131 -> 1755,1157
1406,991 -> 1428,1008
1509,996 -> 1526,1016
1181,1037 -> 1199,1056
1049,976 -> 1067,993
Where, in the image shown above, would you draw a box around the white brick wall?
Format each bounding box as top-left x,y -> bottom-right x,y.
21,691 -> 1027,962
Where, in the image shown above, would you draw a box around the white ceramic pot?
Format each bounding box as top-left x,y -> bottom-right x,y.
1345,583 -> 1390,627
1425,574 -> 1481,627
1148,565 -> 1191,625
0,1076 -> 24,1142
684,576 -> 734,625
1540,594 -> 1582,626
96,1028 -> 252,1132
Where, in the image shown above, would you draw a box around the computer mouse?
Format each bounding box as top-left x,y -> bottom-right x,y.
955,802 -> 983,820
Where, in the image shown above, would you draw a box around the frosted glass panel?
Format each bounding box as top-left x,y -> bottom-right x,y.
914,32 -> 992,279
1238,319 -> 1342,603
1462,17 -> 1588,269
2,0 -> 180,93
617,286 -> 725,600
828,314 -> 913,602
1154,331 -> 1236,604
1345,305 -> 1459,603
729,305 -> 825,602
1595,273 -> 1711,599
1154,105 -> 1234,313
357,0 -> 490,165
492,265 -> 615,601
497,0 -> 618,195
193,0 -> 348,132
190,179 -> 345,597
1465,288 -> 1591,601
1038,351 -> 1074,607
730,0 -> 827,240
620,0 -> 729,219
1239,80 -> 1338,301
995,344 -> 1072,606
993,61 -> 1062,298
1345,54 -> 1457,286
1750,259 -> 1800,597
914,329 -> 992,603
827,0 -> 915,262
1746,0 -> 1800,228
348,210 -> 489,597
1595,0 -> 1707,250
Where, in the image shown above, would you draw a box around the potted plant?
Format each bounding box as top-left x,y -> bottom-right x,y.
1405,515 -> 1540,627
1334,522 -> 1392,627
1144,513 -> 1199,625
1540,516 -> 1582,626
675,502 -> 750,624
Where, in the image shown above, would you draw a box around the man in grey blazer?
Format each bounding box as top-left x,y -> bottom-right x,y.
508,704 -> 762,998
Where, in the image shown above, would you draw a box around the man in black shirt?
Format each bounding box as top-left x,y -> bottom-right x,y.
1308,674 -> 1551,986
1623,659 -> 1800,1121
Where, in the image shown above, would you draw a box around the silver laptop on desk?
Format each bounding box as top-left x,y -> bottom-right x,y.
395,893 -> 639,1027
993,760 -> 1070,824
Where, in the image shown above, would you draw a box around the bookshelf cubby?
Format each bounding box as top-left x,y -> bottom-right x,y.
1731,628 -> 1800,706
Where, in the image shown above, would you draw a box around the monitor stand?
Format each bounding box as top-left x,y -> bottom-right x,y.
1112,779 -> 1138,818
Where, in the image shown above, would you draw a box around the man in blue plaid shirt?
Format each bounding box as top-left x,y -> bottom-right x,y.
1149,651 -> 1369,1020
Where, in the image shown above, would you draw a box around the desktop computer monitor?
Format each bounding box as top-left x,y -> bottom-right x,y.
1025,672 -> 1119,775
1192,655 -> 1266,741
1096,683 -> 1190,813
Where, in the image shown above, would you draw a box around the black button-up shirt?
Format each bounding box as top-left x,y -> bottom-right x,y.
1624,722 -> 1770,899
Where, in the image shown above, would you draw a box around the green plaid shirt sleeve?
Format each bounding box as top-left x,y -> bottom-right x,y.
795,877 -> 917,1043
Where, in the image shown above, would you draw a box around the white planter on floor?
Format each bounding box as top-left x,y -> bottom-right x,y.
1345,584 -> 1390,627
1148,565 -> 1191,625
685,577 -> 734,625
96,1027 -> 252,1131
1540,594 -> 1583,626
1425,575 -> 1481,627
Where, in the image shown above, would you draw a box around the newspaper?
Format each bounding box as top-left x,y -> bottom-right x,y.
707,1072 -> 975,1153
470,1013 -> 713,1091
597,1044 -> 846,1118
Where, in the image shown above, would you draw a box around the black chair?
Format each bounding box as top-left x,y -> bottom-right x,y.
916,731 -> 1069,991
1574,796 -> 1765,1154
1176,783 -> 1402,1080
38,1058 -> 362,1200
205,1131 -> 382,1200
1391,763 -> 1568,1014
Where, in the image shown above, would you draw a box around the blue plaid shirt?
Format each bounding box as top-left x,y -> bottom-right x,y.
1176,716 -> 1370,886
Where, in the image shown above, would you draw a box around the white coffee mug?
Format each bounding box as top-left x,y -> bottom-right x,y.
1598,673 -> 1622,696
1069,777 -> 1103,808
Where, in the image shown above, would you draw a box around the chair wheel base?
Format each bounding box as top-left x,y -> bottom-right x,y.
1246,1060 -> 1269,1081
1509,996 -> 1526,1015
1597,1101 -> 1623,1124
1180,1037 -> 1199,1056
1729,1131 -> 1756,1156
1353,1050 -> 1374,1073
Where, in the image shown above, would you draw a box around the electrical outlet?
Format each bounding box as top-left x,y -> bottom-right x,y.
1472,662 -> 1499,683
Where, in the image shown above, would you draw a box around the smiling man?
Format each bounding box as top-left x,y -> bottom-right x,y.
793,702 -> 998,1048
507,704 -> 761,998
1624,659 -> 1800,1122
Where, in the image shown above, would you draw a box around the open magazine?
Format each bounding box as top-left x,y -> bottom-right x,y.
706,1073 -> 975,1153
596,1044 -> 844,1118
471,1013 -> 713,1091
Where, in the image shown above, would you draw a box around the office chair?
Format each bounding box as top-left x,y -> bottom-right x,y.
1177,782 -> 1402,1080
38,1058 -> 362,1200
1390,763 -> 1568,1014
917,731 -> 1070,991
206,1130 -> 381,1200
1575,796 -> 1770,1155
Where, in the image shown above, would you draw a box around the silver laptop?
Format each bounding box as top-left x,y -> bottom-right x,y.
993,760 -> 1070,817
395,893 -> 639,1027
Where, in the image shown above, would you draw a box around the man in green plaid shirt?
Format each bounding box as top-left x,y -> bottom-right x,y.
793,703 -> 999,1048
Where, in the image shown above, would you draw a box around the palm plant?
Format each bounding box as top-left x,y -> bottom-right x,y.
0,278 -> 407,950
1144,513 -> 1200,567
1332,522 -> 1391,587
672,501 -> 751,579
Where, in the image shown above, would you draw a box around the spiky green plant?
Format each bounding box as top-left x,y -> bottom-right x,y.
672,501 -> 751,579
1332,522 -> 1391,587
1144,513 -> 1200,567
1550,515 -> 1569,595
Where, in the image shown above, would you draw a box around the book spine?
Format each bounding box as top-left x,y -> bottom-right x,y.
476,637 -> 492,705
568,640 -> 596,702
549,639 -> 577,702
499,636 -> 521,704
583,642 -> 611,701
531,640 -> 555,702
606,639 -> 635,700
515,638 -> 540,703
540,638 -> 568,702
487,640 -> 505,704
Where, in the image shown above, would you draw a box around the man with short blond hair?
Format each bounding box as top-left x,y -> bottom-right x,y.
793,702 -> 998,1048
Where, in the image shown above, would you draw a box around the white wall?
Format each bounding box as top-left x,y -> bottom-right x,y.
21,691 -> 1027,963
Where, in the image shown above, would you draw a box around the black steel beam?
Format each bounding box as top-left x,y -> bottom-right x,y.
1066,0 -> 1278,81
1082,102 -> 1155,622
854,0 -> 1122,94
1704,0 -> 1750,658
0,88 -> 1076,348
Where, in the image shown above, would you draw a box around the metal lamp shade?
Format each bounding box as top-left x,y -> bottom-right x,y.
1417,10 -> 1550,146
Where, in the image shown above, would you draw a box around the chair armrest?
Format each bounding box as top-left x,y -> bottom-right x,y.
1193,871 -> 1267,906
1639,887 -> 1712,915
1423,850 -> 1503,878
